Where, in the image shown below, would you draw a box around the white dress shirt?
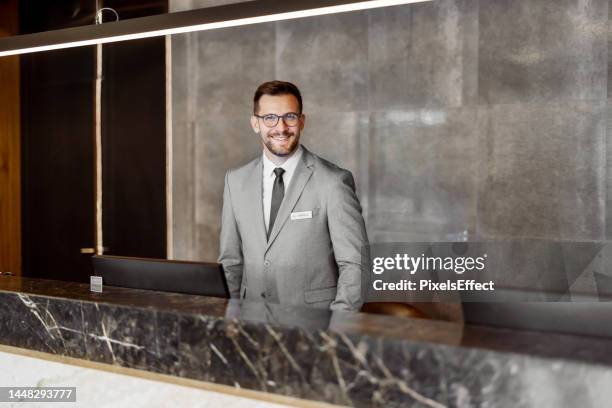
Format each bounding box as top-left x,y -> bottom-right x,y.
262,145 -> 303,233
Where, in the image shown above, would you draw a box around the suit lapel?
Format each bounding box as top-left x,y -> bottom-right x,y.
265,148 -> 314,251
245,157 -> 267,245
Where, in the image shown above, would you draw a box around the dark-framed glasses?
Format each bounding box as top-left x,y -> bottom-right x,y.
255,112 -> 301,127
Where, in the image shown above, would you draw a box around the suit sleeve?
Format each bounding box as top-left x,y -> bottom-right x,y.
327,170 -> 369,311
218,172 -> 243,298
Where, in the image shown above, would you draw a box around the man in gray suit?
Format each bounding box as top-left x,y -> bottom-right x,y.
218,80 -> 368,311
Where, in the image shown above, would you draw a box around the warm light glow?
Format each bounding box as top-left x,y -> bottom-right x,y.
0,0 -> 431,57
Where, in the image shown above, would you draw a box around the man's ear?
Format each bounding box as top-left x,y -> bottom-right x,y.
250,116 -> 260,133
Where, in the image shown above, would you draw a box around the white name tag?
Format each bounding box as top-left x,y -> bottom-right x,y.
291,211 -> 312,220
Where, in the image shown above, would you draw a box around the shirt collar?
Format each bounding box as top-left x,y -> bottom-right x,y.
262,144 -> 303,177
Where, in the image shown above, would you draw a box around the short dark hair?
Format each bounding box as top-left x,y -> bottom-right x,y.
253,80 -> 303,114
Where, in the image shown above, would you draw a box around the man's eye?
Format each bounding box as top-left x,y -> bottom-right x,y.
264,115 -> 277,121
286,113 -> 298,120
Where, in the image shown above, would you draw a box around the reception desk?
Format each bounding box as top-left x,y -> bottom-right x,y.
0,275 -> 611,407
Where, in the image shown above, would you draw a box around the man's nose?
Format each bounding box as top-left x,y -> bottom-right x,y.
276,118 -> 288,131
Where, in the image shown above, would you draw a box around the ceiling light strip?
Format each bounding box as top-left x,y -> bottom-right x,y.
0,0 -> 431,57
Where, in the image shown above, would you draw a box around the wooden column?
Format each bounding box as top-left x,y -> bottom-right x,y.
0,0 -> 21,276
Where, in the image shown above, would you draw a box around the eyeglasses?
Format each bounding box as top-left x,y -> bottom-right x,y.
254,112 -> 301,127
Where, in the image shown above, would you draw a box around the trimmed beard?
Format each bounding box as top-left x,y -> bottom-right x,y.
264,132 -> 299,157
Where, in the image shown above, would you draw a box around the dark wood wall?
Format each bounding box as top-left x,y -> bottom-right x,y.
101,36 -> 167,259
0,0 -> 21,276
102,0 -> 167,259
20,46 -> 97,282
20,0 -> 167,282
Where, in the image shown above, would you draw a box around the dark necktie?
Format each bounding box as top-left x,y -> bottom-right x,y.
268,167 -> 285,240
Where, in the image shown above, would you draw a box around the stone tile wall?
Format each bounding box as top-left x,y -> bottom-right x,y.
170,0 -> 612,296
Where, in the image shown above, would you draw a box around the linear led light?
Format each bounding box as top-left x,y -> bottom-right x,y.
0,0 -> 431,57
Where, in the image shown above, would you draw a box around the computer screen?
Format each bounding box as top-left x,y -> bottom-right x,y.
92,255 -> 229,298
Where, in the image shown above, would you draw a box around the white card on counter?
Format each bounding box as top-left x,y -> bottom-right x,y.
90,276 -> 103,293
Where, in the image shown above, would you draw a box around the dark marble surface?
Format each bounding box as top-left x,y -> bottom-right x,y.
2,276 -> 612,407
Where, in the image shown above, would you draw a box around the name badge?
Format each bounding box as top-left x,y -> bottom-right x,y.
291,211 -> 312,220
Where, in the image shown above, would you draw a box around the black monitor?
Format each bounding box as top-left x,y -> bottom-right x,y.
427,240 -> 612,339
92,255 -> 229,298
463,289 -> 612,339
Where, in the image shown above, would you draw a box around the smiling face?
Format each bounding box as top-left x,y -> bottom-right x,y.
251,94 -> 305,162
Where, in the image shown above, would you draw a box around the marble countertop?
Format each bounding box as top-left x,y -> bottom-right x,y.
1,275 -> 611,407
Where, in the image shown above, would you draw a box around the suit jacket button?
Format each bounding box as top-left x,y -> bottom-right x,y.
264,260 -> 271,266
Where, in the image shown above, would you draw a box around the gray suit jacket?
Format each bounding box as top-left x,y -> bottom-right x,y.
218,145 -> 368,311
